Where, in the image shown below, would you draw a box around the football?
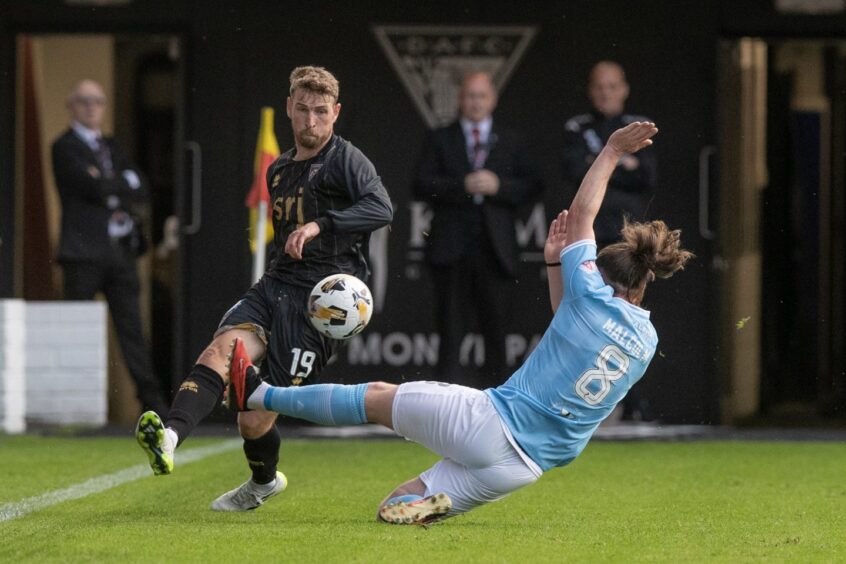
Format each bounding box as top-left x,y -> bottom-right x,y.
307,274 -> 373,340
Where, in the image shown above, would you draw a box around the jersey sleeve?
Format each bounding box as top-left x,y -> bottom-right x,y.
321,143 -> 393,233
561,239 -> 605,300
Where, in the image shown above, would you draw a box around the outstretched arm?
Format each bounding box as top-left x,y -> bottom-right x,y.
564,122 -> 658,247
545,209 -> 568,312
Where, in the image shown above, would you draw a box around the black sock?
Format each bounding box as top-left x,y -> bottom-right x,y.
166,364 -> 225,446
243,425 -> 281,485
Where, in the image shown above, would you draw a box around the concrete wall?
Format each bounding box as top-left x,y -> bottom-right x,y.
0,300 -> 26,433
0,300 -> 108,431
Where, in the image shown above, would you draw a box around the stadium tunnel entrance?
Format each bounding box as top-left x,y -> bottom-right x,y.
716,38 -> 846,424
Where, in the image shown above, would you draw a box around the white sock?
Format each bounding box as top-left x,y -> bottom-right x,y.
251,474 -> 278,490
246,382 -> 271,410
165,428 -> 178,452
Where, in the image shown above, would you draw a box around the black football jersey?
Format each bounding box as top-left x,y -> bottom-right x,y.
264,135 -> 393,288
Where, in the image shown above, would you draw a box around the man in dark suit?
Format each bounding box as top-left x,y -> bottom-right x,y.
52,79 -> 168,415
414,71 -> 542,388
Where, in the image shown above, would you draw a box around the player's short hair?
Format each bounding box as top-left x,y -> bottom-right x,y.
289,66 -> 339,102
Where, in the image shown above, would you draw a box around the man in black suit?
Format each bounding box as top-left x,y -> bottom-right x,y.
52,79 -> 168,415
415,71 -> 542,388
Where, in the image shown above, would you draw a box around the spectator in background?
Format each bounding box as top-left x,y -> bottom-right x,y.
563,61 -> 657,248
414,71 -> 542,389
51,79 -> 168,415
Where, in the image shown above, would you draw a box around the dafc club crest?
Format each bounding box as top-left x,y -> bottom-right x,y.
373,25 -> 537,129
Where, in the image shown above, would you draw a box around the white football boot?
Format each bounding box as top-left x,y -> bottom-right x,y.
210,471 -> 288,512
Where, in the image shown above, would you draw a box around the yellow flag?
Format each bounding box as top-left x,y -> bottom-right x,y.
245,107 -> 280,251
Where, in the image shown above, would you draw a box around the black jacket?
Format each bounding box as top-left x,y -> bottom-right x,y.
563,111 -> 658,245
51,128 -> 147,263
414,121 -> 542,276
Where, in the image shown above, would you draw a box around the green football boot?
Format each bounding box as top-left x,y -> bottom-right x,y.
135,410 -> 174,475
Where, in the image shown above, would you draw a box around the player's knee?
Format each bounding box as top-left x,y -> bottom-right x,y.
364,382 -> 398,426
366,381 -> 395,395
196,342 -> 229,377
238,411 -> 276,439
365,381 -> 398,409
197,331 -> 263,378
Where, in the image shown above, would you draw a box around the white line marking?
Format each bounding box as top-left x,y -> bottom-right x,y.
0,439 -> 242,523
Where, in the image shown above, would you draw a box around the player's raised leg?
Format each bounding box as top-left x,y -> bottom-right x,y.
136,328 -> 264,475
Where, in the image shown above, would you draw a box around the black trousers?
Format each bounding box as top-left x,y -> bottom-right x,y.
429,240 -> 513,389
62,254 -> 167,413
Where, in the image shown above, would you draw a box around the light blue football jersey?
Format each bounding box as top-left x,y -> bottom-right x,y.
486,240 -> 658,471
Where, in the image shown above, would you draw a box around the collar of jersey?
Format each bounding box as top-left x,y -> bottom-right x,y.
283,134 -> 337,164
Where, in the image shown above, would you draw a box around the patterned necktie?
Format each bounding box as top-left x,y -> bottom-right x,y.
470,127 -> 486,204
93,136 -> 114,179
471,127 -> 485,170
93,136 -> 131,238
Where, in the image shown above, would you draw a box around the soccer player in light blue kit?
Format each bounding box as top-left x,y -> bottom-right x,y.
225,121 -> 693,524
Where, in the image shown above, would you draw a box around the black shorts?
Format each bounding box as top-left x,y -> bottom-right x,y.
215,276 -> 339,387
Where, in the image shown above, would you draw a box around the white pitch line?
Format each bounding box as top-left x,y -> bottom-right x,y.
0,438 -> 242,523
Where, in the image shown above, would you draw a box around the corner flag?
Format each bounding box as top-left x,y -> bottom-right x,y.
246,107 -> 280,281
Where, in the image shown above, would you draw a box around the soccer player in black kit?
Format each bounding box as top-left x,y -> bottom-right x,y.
135,66 -> 393,511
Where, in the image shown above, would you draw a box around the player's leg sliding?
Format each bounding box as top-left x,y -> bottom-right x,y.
226,338 -> 368,426
379,493 -> 453,525
135,410 -> 176,475
227,338 -> 452,522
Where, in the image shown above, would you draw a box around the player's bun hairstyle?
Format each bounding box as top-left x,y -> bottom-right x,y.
596,219 -> 693,298
289,66 -> 339,101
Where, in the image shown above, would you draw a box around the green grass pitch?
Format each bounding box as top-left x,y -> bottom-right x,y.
0,434 -> 844,563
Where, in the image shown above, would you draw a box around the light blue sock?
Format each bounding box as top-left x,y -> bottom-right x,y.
263,383 -> 369,426
386,494 -> 423,506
